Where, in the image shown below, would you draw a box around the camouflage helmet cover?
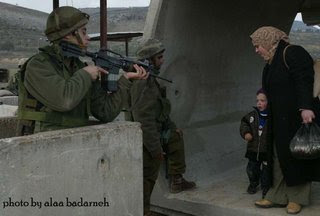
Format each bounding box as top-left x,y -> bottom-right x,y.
136,38 -> 165,60
45,6 -> 89,42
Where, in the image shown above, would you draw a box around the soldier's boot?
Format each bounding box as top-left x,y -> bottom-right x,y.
144,211 -> 164,216
144,211 -> 155,216
170,174 -> 196,193
144,211 -> 152,216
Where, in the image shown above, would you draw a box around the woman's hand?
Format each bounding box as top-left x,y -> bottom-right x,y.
301,109 -> 315,123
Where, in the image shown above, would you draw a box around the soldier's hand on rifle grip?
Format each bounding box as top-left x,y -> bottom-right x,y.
83,65 -> 108,80
123,64 -> 149,80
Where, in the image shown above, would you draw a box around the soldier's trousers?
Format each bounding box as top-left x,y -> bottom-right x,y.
143,131 -> 186,213
165,131 -> 186,175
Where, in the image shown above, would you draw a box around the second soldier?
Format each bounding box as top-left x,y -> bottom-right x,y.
125,39 -> 196,216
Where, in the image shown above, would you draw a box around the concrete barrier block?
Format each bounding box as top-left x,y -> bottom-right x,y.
0,105 -> 17,117
0,116 -> 18,139
0,96 -> 18,106
0,122 -> 143,216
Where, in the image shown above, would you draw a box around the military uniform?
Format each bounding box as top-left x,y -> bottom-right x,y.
18,43 -> 131,133
17,7 -> 132,134
125,77 -> 187,212
125,39 -> 194,214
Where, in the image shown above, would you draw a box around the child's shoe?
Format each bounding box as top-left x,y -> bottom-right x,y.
247,184 -> 258,194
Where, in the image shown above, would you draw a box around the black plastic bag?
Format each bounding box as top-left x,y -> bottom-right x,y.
290,123 -> 320,160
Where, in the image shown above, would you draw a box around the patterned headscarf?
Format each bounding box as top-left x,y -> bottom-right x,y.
250,26 -> 289,61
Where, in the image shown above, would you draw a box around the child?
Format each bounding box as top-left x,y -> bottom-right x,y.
240,88 -> 270,198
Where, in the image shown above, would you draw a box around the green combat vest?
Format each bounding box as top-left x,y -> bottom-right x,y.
16,52 -> 89,136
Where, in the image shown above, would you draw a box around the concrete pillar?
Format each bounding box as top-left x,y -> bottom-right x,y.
0,122 -> 143,216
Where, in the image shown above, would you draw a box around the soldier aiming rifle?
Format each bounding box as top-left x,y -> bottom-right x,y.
16,6 -> 148,135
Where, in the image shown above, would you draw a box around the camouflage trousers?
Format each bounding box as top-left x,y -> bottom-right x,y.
143,130 -> 186,213
165,130 -> 186,175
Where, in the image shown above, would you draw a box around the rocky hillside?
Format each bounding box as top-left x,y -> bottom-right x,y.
0,2 -> 319,60
83,7 -> 147,33
0,2 -> 147,58
0,2 -> 47,54
0,2 -> 47,30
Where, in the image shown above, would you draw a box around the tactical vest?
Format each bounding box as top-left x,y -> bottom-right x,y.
16,53 -> 90,136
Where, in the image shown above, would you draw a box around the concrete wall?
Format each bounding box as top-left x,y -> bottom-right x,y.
0,117 -> 17,139
0,105 -> 17,118
0,96 -> 18,106
145,0 -> 300,183
0,96 -> 18,122
0,122 -> 143,216
143,0 -> 303,214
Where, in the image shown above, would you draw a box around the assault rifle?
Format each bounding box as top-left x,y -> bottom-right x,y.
60,41 -> 172,92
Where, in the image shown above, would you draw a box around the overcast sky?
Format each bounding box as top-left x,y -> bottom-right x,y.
0,0 -> 151,13
0,0 -> 304,22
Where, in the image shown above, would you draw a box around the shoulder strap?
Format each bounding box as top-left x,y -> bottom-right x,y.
18,110 -> 88,127
283,45 -> 293,69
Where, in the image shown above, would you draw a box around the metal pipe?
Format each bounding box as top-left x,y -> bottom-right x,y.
100,0 -> 107,49
125,39 -> 129,56
100,0 -> 108,90
53,0 -> 59,9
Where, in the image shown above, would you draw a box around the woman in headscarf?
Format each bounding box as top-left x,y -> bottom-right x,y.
250,26 -> 320,214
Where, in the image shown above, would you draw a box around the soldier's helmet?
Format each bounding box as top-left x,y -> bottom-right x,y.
136,38 -> 165,60
45,6 -> 89,42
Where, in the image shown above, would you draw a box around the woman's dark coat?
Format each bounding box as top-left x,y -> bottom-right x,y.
262,40 -> 320,186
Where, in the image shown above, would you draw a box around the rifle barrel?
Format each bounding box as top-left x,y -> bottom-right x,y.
149,73 -> 173,83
